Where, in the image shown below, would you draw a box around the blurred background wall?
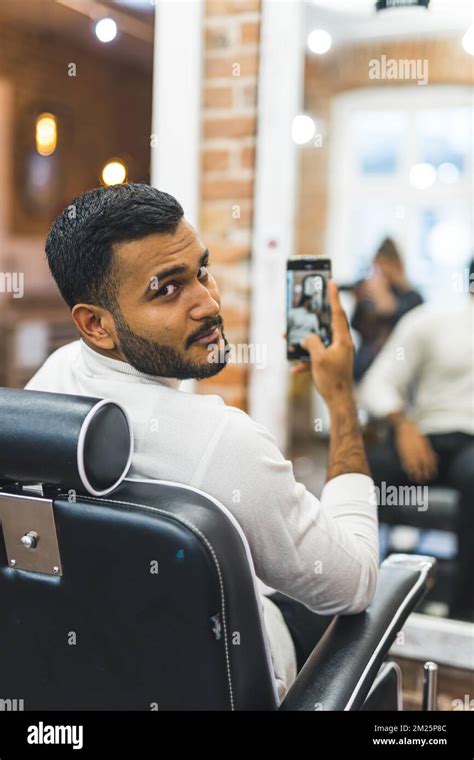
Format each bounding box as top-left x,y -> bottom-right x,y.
0,0 -> 154,387
0,0 -> 261,409
297,37 -> 472,258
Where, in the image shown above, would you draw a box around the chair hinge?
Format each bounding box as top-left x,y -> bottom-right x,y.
0,492 -> 62,577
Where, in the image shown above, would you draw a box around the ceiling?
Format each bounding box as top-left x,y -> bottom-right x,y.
0,0 -> 154,69
305,0 -> 474,44
1,0 -> 471,68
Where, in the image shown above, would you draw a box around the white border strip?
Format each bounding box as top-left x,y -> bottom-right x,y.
248,0 -> 305,452
77,400 -> 134,497
150,0 -> 203,396
151,0 -> 203,228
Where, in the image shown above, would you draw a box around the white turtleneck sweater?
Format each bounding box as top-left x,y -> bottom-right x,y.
25,338 -> 379,701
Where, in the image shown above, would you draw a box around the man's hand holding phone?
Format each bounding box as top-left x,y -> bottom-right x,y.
290,280 -> 354,407
288,280 -> 370,480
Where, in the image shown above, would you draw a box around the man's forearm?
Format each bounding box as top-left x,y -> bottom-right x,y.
386,410 -> 408,429
326,394 -> 370,480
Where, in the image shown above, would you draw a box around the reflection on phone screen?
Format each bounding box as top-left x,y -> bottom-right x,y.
287,269 -> 331,351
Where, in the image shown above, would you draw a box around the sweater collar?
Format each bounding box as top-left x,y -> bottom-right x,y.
80,339 -> 182,390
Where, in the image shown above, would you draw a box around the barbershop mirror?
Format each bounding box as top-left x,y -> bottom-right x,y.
289,0 -> 473,626
0,0 -> 154,388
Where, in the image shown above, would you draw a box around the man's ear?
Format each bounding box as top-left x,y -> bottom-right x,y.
71,304 -> 117,351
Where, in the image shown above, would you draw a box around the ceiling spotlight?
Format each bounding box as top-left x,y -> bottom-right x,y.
95,18 -> 118,44
35,113 -> 57,156
376,0 -> 430,10
102,160 -> 127,186
462,25 -> 474,56
292,115 -> 316,145
409,162 -> 436,190
437,162 -> 460,185
308,29 -> 332,55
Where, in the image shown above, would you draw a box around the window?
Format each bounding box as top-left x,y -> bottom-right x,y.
352,110 -> 407,176
326,87 -> 473,306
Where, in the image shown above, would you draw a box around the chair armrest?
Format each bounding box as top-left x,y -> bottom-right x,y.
279,554 -> 436,711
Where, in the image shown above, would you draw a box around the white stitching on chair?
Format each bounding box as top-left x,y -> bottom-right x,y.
58,492 -> 235,711
125,477 -> 279,704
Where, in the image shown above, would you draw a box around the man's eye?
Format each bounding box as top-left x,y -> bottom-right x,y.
156,282 -> 179,298
154,262 -> 210,299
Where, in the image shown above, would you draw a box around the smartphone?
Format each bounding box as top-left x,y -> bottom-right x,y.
287,257 -> 332,361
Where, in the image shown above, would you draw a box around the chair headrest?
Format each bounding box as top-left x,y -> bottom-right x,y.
0,388 -> 133,496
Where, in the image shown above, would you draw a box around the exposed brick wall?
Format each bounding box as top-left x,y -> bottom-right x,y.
198,0 -> 261,411
296,38 -> 473,256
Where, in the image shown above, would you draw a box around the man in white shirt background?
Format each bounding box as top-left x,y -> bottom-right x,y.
359,261 -> 474,621
287,295 -> 321,348
25,183 -> 379,699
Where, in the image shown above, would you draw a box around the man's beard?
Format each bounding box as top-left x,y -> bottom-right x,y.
112,308 -> 230,380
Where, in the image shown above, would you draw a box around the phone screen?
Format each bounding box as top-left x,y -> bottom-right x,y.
287,257 -> 332,360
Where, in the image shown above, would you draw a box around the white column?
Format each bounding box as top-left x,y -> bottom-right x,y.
151,0 -> 204,229
248,0 -> 305,452
151,1 -> 204,392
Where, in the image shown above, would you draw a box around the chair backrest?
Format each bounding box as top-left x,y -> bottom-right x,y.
0,388 -> 278,711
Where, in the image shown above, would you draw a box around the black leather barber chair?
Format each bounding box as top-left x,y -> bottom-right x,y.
0,388 -> 437,711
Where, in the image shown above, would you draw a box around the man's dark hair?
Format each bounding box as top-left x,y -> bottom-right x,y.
46,183 -> 184,310
375,237 -> 402,263
469,257 -> 474,283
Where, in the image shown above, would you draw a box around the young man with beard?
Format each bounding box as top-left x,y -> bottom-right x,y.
26,183 -> 379,700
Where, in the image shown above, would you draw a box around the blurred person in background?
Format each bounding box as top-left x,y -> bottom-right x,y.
287,293 -> 321,352
351,238 -> 423,381
358,260 -> 474,621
